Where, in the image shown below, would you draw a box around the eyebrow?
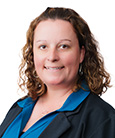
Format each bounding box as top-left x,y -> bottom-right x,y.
59,39 -> 71,42
36,40 -> 47,43
36,39 -> 71,43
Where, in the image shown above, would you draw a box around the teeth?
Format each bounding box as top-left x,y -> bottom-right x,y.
45,67 -> 63,70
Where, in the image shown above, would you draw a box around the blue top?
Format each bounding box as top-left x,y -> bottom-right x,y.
2,85 -> 90,138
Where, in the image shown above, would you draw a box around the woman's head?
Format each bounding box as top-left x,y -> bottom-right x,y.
33,19 -> 85,92
19,7 -> 111,100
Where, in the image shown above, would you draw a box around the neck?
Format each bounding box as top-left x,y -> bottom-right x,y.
40,83 -> 75,104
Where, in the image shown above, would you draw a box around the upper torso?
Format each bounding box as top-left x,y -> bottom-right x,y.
0,92 -> 115,138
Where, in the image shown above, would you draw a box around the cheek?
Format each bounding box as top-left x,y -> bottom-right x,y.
34,54 -> 43,70
64,52 -> 80,69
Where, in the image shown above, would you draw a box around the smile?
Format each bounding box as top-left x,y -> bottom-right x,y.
44,66 -> 64,70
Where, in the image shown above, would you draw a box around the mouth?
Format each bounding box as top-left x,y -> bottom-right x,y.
44,66 -> 64,71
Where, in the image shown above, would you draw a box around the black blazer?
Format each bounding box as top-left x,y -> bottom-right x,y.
0,93 -> 115,138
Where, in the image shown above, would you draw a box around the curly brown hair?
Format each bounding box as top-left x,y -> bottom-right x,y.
18,7 -> 111,100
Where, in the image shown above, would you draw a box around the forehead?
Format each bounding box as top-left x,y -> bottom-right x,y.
34,19 -> 77,41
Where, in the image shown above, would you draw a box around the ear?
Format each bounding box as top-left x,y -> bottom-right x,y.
80,46 -> 85,63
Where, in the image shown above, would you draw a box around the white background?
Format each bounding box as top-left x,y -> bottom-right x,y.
0,0 -> 115,124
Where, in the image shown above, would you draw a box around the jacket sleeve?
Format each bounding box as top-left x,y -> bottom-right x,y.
89,115 -> 115,138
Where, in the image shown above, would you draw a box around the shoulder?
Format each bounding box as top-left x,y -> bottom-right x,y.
0,96 -> 29,126
63,93 -> 115,137
1,96 -> 35,126
67,92 -> 115,118
84,93 -> 115,117
76,92 -> 115,126
81,93 -> 115,137
0,97 -> 27,124
0,96 -> 29,137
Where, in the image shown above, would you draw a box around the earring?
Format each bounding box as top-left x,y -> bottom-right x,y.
33,70 -> 39,78
79,64 -> 83,76
32,70 -> 42,89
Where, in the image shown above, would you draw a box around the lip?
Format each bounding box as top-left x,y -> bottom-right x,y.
44,66 -> 64,71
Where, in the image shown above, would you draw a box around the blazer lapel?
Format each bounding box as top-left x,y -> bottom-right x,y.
0,103 -> 22,137
39,102 -> 82,138
39,112 -> 71,138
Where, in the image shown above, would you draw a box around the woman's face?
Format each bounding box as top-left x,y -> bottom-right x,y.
33,19 -> 85,88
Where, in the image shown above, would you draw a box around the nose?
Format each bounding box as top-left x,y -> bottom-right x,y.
47,48 -> 59,62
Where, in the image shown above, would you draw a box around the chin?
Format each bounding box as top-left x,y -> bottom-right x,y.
44,79 -> 64,86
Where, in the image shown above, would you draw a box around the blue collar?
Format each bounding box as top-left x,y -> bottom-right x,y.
58,88 -> 90,112
17,97 -> 35,108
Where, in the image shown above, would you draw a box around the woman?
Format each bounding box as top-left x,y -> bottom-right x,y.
0,7 -> 115,138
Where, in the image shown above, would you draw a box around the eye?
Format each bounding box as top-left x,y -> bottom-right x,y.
60,44 -> 69,49
39,45 -> 47,50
